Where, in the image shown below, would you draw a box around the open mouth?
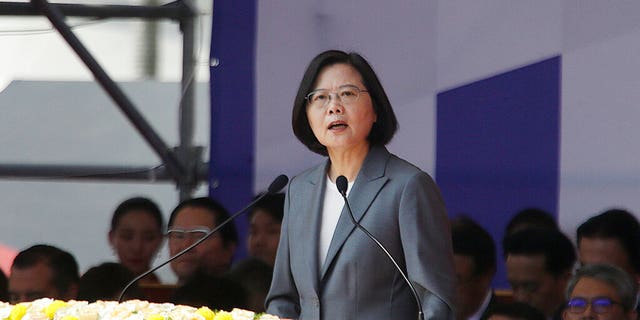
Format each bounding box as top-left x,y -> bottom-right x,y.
328,121 -> 347,130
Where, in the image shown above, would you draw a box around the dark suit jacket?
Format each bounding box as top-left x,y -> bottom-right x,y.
266,146 -> 456,319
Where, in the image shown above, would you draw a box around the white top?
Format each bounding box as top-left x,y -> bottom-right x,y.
318,175 -> 353,268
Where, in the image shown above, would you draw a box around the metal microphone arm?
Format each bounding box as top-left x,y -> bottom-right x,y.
118,174 -> 288,302
336,175 -> 424,320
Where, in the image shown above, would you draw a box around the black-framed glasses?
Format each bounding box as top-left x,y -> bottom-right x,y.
566,297 -> 621,314
305,84 -> 368,108
166,227 -> 211,242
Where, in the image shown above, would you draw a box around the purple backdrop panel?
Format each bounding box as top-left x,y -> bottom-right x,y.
436,56 -> 560,288
209,0 -> 256,259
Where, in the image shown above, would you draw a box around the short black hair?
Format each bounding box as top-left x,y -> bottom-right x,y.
291,50 -> 398,156
248,192 -> 285,223
450,216 -> 496,277
505,207 -> 557,237
482,301 -> 546,320
168,197 -> 238,247
77,262 -> 144,302
111,197 -> 164,232
503,228 -> 576,276
576,208 -> 640,273
12,244 -> 79,295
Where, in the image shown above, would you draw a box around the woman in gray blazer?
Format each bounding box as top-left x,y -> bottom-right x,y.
266,50 -> 456,320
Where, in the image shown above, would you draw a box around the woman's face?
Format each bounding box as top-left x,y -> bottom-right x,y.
306,63 -> 377,155
109,210 -> 163,275
248,209 -> 282,266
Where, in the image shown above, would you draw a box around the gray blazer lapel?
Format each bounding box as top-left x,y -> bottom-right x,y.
320,146 -> 390,278
293,160 -> 328,287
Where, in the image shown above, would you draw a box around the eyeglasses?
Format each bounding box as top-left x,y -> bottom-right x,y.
305,85 -> 368,108
166,227 -> 211,242
566,297 -> 621,314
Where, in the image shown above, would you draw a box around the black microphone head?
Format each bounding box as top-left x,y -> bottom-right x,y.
268,174 -> 289,193
336,175 -> 348,196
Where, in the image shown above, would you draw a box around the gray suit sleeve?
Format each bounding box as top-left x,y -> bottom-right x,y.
399,171 -> 457,320
265,185 -> 301,318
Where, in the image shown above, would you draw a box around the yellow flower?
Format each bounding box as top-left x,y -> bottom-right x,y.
146,314 -> 166,320
45,300 -> 68,319
195,307 -> 215,320
212,311 -> 233,320
9,304 -> 27,320
60,316 -> 79,320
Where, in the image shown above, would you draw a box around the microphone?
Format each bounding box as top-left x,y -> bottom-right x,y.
118,174 -> 289,302
336,175 -> 424,320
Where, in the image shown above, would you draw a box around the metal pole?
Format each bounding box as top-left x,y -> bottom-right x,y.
177,0 -> 198,200
0,163 -> 208,182
0,1 -> 187,20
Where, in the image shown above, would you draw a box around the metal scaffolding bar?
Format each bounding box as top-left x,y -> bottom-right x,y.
0,163 -> 208,182
0,0 -> 206,199
0,1 -> 190,20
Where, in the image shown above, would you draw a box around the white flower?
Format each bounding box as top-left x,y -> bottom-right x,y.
4,298 -> 279,320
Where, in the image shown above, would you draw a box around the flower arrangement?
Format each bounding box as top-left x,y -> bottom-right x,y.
0,299 -> 280,320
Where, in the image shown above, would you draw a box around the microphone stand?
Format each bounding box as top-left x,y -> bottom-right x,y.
336,175 -> 424,320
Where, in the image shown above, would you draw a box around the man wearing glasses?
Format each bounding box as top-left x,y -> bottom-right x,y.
166,197 -> 239,284
564,264 -> 637,320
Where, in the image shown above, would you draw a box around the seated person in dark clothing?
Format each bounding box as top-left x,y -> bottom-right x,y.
482,301 -> 546,320
504,208 -> 558,238
247,193 -> 284,267
0,270 -> 7,302
227,257 -> 274,313
503,228 -> 576,320
9,244 -> 79,303
108,197 -> 164,285
167,197 -> 238,285
171,272 -> 247,311
77,262 -> 145,302
576,208 -> 640,283
451,216 -> 497,320
562,264 -> 637,320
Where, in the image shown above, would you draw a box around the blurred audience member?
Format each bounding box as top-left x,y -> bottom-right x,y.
576,208 -> 640,282
503,228 -> 575,320
227,257 -> 274,313
451,216 -> 497,320
482,301 -> 546,320
167,197 -> 238,284
0,243 -> 17,278
9,244 -> 79,303
171,272 -> 247,311
562,264 -> 637,320
78,262 -> 145,302
248,193 -> 284,266
0,270 -> 7,302
109,197 -> 164,285
504,208 -> 557,238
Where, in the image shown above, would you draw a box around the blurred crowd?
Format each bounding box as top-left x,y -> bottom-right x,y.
0,192 -> 284,313
452,207 -> 640,320
1,193 -> 638,320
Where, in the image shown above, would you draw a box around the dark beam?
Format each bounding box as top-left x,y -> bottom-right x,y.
0,163 -> 209,183
0,1 -> 193,20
